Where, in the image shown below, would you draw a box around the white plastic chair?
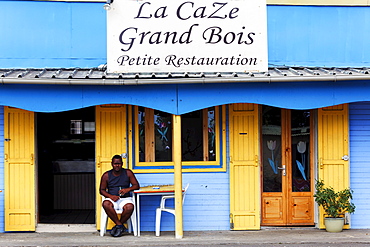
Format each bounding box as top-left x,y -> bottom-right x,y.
100,196 -> 137,237
155,183 -> 190,236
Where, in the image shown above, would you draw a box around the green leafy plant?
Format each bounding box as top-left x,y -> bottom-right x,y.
314,180 -> 355,218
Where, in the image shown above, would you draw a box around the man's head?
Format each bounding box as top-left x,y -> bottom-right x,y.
111,154 -> 123,172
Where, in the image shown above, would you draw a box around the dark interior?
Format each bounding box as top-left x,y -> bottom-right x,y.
37,107 -> 95,224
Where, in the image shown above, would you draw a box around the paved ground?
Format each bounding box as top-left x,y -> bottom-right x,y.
0,228 -> 370,247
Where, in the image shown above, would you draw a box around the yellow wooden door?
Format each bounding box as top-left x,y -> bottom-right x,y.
4,107 -> 35,231
95,104 -> 127,230
229,103 -> 260,230
318,104 -> 349,228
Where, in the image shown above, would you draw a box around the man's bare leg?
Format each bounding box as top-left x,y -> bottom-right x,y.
119,203 -> 134,224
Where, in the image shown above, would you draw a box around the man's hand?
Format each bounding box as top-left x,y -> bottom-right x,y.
110,195 -> 120,202
119,188 -> 131,197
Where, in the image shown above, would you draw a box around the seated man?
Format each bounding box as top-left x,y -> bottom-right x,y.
100,154 -> 140,237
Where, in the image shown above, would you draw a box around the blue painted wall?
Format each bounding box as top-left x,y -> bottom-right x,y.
349,102 -> 370,229
268,6 -> 370,67
0,1 -> 106,68
1,1 -> 370,68
135,172 -> 230,232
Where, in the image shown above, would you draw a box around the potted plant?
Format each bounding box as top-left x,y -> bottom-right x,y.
313,180 -> 355,232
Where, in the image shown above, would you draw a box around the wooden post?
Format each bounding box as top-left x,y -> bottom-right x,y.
172,115 -> 183,239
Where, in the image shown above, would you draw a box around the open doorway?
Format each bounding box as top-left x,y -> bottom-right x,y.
37,107 -> 95,224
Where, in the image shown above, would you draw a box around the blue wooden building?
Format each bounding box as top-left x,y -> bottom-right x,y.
1,0 -> 370,234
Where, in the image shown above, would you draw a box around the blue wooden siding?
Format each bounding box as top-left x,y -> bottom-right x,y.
135,173 -> 230,231
349,102 -> 370,229
0,1 -> 106,68
0,106 -> 4,232
268,6 -> 370,67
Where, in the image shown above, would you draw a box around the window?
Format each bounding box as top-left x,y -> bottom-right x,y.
131,106 -> 225,172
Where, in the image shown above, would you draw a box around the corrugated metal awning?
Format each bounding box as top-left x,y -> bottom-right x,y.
1,66 -> 370,85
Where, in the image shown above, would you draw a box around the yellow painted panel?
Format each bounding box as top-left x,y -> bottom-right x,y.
230,104 -> 260,230
234,215 -> 257,229
4,107 -> 35,231
95,105 -> 127,230
318,104 -> 349,228
9,213 -> 32,226
232,103 -> 256,112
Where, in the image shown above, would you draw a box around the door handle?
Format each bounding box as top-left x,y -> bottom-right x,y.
342,155 -> 349,161
278,165 -> 286,176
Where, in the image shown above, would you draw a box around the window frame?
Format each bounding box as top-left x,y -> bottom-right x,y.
129,105 -> 226,173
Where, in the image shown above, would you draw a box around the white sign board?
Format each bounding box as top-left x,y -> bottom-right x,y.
106,0 -> 267,73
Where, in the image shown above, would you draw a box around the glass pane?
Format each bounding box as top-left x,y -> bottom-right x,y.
181,110 -> 203,161
291,110 -> 311,192
70,120 -> 82,134
181,107 -> 216,161
262,106 -> 282,192
154,110 -> 172,162
138,107 -> 145,162
138,107 -> 173,162
208,108 -> 216,161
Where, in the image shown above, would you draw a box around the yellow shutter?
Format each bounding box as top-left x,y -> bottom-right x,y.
95,104 -> 127,230
317,104 -> 349,228
229,103 -> 260,230
4,107 -> 35,231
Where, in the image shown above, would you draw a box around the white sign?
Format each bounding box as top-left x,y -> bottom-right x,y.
106,0 -> 267,73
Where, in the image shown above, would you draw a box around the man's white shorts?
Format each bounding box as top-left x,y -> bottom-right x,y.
103,197 -> 134,210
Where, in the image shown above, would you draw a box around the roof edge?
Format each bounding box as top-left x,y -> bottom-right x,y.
2,74 -> 370,86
